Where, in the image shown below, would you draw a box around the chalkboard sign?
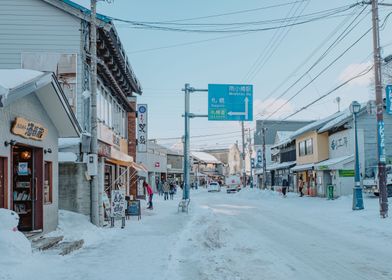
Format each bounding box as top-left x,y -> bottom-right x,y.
127,200 -> 141,220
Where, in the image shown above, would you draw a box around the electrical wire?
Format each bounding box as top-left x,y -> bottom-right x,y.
111,4 -> 359,33
244,1 -> 310,82
253,6 -> 363,119
256,6 -> 370,120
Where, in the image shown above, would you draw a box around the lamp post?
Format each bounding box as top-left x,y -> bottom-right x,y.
350,101 -> 364,210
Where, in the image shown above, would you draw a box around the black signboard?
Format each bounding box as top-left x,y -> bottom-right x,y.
127,200 -> 141,220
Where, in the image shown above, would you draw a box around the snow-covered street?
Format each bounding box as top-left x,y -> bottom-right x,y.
2,188 -> 392,280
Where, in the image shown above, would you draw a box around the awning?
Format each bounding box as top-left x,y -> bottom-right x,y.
267,161 -> 296,171
131,162 -> 148,172
291,163 -> 314,172
106,148 -> 133,166
314,155 -> 354,170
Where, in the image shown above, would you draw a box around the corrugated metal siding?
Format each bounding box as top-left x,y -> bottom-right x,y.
0,0 -> 84,123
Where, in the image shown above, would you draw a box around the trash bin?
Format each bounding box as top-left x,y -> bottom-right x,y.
327,185 -> 334,200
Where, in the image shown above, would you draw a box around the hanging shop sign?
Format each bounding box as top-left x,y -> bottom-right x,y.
137,104 -> 148,153
386,85 -> 392,115
11,117 -> 48,141
338,169 -> 355,177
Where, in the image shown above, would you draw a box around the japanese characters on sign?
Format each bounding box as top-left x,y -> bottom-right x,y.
137,104 -> 148,153
386,85 -> 392,115
111,189 -> 126,219
208,84 -> 253,121
11,117 -> 48,141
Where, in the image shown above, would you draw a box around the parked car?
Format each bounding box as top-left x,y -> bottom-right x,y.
207,182 -> 221,192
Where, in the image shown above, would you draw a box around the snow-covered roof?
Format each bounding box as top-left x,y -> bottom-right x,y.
267,161 -> 296,171
275,131 -> 293,143
314,155 -> 354,170
318,104 -> 367,133
0,69 -> 81,137
0,69 -> 45,105
291,163 -> 314,172
191,152 -> 221,164
290,111 -> 342,139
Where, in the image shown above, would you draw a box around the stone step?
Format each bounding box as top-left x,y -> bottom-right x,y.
31,236 -> 64,251
54,239 -> 84,256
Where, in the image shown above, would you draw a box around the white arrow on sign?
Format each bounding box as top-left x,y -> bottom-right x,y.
227,97 -> 249,120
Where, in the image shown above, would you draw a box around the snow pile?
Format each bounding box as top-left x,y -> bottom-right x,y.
48,210 -> 109,247
0,209 -> 31,262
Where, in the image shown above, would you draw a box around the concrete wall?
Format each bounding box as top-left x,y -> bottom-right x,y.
58,163 -> 90,216
0,93 -> 59,233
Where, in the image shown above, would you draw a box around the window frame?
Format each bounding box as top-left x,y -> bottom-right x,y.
44,161 -> 53,205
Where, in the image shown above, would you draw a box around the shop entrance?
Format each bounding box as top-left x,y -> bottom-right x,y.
0,157 -> 7,208
11,145 -> 43,231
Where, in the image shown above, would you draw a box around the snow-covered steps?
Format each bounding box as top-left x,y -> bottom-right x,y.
31,236 -> 64,251
55,239 -> 84,256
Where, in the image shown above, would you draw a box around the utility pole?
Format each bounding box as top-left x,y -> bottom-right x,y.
241,121 -> 247,188
248,128 -> 253,188
183,84 -> 191,200
182,84 -> 208,202
371,0 -> 388,218
262,124 -> 267,189
90,0 -> 99,225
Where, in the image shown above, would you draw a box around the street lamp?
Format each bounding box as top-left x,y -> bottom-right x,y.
350,101 -> 364,210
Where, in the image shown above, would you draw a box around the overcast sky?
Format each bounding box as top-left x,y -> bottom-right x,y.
74,0 -> 392,149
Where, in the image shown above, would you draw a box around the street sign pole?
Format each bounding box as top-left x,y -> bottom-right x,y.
182,84 -> 208,204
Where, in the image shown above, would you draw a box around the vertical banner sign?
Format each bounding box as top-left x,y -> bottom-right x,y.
386,85 -> 392,115
137,104 -> 148,153
378,120 -> 386,163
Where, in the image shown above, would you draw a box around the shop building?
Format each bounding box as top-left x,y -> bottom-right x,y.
267,132 -> 296,191
0,0 -> 143,225
254,120 -> 313,188
167,149 -> 184,184
290,117 -> 333,196
0,69 -> 80,233
313,102 -> 392,197
137,140 -> 168,191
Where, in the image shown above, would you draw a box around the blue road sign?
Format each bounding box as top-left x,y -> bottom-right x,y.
208,84 -> 253,121
386,85 -> 392,115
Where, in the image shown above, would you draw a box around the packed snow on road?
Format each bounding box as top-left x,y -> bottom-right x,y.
1,188 -> 392,280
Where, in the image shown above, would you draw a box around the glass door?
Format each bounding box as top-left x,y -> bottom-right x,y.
0,157 -> 6,208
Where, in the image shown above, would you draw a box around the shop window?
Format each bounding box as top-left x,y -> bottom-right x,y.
44,161 -> 52,204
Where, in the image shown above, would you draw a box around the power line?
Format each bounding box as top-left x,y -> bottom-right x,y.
263,9 -> 392,120
253,6 -> 363,117
280,65 -> 374,121
111,4 -> 359,33
142,0 -> 310,24
244,1 -> 310,82
264,26 -> 372,120
257,6 -> 370,120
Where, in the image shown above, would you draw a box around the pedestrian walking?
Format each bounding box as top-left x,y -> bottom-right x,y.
144,181 -> 154,209
163,181 -> 170,200
169,183 -> 175,200
298,176 -> 304,197
282,178 -> 288,197
157,180 -> 163,196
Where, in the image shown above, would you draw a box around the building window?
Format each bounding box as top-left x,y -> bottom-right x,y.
44,161 -> 52,204
298,138 -> 313,156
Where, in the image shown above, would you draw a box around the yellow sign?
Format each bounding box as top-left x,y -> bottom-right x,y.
11,117 -> 48,141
